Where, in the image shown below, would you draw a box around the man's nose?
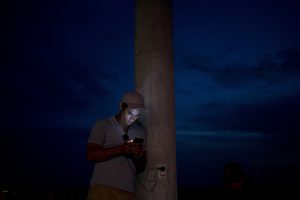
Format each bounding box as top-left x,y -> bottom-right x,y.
131,115 -> 138,120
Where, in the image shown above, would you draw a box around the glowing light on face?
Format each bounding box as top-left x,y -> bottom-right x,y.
125,108 -> 142,126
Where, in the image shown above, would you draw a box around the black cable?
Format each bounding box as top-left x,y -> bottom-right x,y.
126,158 -> 158,192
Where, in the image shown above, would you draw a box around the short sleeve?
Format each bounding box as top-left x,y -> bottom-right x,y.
88,120 -> 106,145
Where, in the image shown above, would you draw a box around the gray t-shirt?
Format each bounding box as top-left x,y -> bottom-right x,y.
88,116 -> 146,192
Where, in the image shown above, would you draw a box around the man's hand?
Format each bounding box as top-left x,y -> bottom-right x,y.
120,141 -> 146,174
120,142 -> 144,158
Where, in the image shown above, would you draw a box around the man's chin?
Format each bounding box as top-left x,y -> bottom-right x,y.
126,121 -> 134,126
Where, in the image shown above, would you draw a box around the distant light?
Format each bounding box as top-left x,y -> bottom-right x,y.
1,190 -> 9,193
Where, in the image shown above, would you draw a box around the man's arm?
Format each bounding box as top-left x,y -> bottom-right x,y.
87,143 -> 123,162
87,142 -> 141,162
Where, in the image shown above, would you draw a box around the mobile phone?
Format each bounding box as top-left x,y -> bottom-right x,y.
133,137 -> 144,144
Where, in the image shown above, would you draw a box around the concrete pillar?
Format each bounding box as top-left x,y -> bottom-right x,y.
135,0 -> 177,200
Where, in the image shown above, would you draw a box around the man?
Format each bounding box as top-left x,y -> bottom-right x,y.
87,91 -> 147,200
223,162 -> 255,200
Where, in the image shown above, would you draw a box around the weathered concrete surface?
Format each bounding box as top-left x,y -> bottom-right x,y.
135,0 -> 177,199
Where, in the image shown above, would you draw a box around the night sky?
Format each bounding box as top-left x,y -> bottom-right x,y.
1,0 -> 300,191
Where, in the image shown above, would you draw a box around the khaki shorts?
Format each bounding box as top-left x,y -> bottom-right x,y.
87,184 -> 136,200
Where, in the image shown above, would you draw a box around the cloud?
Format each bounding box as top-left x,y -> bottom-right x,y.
179,93 -> 300,136
180,48 -> 300,88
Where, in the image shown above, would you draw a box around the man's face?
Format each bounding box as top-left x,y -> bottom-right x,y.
124,108 -> 142,126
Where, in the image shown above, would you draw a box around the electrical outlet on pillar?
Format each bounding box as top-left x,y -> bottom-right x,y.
157,164 -> 166,179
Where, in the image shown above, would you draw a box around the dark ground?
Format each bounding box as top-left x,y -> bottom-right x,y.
177,186 -> 300,200
1,185 -> 299,200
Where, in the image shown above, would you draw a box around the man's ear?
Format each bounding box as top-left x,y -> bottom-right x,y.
119,102 -> 128,111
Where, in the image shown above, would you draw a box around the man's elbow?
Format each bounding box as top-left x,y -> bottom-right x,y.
87,151 -> 96,161
87,143 -> 101,161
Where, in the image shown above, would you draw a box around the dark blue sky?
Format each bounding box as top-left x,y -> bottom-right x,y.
1,0 -> 300,189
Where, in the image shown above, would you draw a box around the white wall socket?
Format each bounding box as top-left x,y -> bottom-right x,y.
157,164 -> 166,179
